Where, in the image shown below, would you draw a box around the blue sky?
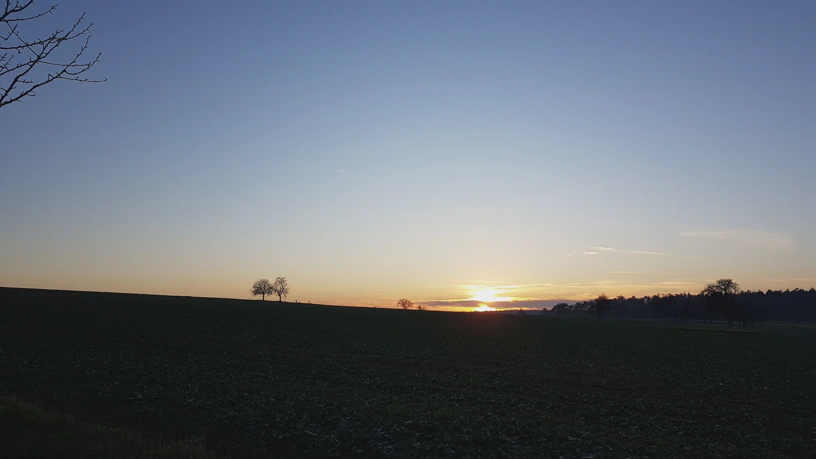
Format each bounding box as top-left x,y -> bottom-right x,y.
1,1 -> 814,309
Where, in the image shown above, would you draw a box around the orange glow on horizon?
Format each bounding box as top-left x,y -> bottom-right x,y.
468,288 -> 513,303
473,304 -> 497,312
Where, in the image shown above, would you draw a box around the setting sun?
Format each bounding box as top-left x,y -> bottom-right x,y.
473,304 -> 497,312
468,288 -> 513,303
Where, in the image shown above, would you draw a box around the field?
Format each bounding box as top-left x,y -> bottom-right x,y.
1,288 -> 814,458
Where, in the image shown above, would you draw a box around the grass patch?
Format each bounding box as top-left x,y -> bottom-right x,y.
0,396 -> 213,458
1,287 -> 815,458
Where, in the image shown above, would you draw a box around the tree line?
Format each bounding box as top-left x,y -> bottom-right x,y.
549,279 -> 816,325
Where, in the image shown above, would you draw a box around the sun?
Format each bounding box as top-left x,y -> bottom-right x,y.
468,288 -> 513,303
473,304 -> 497,312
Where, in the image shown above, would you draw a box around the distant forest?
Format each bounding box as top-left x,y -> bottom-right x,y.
549,287 -> 816,324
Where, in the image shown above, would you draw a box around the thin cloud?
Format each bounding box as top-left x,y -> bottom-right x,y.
590,246 -> 617,252
450,283 -> 551,304
761,277 -> 816,285
495,283 -> 550,290
567,246 -> 689,258
455,279 -> 506,285
422,299 -> 481,308
679,230 -> 793,251
422,299 -> 573,310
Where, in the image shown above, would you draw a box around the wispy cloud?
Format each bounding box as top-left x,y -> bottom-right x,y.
679,230 -> 793,251
591,246 -> 617,252
764,277 -> 816,283
566,246 -> 690,258
455,280 -> 506,286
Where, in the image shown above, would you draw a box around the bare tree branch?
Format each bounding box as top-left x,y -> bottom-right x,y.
0,1 -> 105,109
1,1 -> 55,23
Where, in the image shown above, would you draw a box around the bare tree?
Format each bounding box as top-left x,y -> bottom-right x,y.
251,278 -> 274,301
1,1 -> 105,109
271,277 -> 289,302
702,279 -> 740,297
397,298 -> 413,310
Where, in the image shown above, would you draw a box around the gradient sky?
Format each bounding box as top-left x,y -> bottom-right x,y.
2,1 -> 815,310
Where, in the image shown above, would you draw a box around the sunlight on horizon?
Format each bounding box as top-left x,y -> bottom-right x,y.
468,288 -> 514,303
473,304 -> 497,312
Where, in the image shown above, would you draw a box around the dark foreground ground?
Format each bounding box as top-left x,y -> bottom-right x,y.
0,288 -> 814,458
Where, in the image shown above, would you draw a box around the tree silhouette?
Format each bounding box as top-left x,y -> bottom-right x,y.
594,293 -> 611,318
271,277 -> 289,302
702,279 -> 740,327
251,279 -> 274,301
702,279 -> 740,297
1,1 -> 105,109
552,303 -> 570,316
397,298 -> 413,310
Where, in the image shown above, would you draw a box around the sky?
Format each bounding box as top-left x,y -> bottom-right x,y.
1,1 -> 815,310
